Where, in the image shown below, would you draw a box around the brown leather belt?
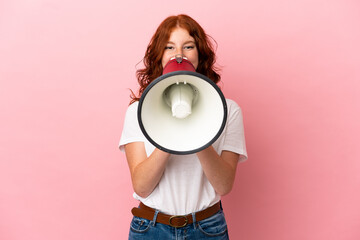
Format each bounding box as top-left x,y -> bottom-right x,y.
131,202 -> 221,228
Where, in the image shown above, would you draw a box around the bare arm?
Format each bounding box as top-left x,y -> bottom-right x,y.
125,142 -> 170,198
196,146 -> 239,196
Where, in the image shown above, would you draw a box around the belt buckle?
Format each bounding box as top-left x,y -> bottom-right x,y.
169,215 -> 188,228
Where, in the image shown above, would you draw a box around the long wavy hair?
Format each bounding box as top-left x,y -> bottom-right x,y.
130,14 -> 221,104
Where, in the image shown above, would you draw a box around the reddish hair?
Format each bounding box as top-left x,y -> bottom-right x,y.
130,14 -> 220,104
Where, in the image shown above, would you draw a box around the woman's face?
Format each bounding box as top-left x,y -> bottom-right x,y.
161,27 -> 199,69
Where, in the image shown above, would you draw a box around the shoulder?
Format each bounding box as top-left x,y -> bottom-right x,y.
122,101 -> 140,125
124,101 -> 139,117
225,98 -> 242,113
127,101 -> 139,112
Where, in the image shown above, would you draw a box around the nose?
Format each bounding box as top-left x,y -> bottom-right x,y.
175,54 -> 184,63
175,47 -> 184,57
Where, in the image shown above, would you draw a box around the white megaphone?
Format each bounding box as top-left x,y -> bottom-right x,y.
138,55 -> 227,155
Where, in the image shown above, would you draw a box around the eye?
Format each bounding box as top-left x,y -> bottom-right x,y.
165,46 -> 174,50
184,45 -> 195,50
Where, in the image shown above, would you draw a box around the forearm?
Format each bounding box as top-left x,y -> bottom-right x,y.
196,146 -> 238,196
125,143 -> 170,198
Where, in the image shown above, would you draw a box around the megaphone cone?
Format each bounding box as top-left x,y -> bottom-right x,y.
138,57 -> 227,155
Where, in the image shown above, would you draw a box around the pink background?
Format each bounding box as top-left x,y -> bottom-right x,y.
1,0 -> 360,239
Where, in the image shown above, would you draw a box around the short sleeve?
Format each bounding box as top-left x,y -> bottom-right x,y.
222,99 -> 248,162
118,102 -> 146,152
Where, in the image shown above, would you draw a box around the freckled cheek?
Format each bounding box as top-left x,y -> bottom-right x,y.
161,54 -> 171,68
192,61 -> 198,70
189,55 -> 199,69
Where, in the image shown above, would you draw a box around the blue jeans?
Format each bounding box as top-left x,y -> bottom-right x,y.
128,208 -> 229,239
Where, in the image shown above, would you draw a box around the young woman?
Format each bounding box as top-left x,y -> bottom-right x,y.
119,14 -> 247,240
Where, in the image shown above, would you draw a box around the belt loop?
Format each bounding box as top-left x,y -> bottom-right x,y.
191,212 -> 197,229
152,210 -> 159,226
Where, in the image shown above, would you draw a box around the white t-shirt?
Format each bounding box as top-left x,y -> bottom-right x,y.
119,98 -> 247,215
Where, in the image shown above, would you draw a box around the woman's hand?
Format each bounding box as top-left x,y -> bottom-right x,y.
125,142 -> 170,198
196,146 -> 239,196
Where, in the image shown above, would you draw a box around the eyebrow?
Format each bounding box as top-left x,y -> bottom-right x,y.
167,40 -> 196,44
